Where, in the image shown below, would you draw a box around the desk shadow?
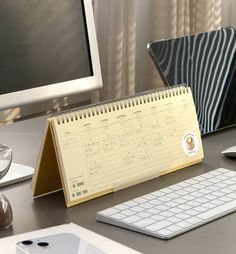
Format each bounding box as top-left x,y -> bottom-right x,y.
31,190 -> 70,228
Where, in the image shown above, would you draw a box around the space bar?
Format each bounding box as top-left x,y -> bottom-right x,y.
198,200 -> 236,220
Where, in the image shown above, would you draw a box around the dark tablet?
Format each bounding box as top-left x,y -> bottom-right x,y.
148,27 -> 236,135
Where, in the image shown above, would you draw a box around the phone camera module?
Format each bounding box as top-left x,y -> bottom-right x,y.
38,242 -> 49,247
21,240 -> 33,245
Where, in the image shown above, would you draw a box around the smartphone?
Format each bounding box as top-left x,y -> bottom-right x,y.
16,232 -> 106,254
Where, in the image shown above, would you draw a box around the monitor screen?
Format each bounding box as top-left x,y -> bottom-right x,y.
148,27 -> 236,135
0,0 -> 102,109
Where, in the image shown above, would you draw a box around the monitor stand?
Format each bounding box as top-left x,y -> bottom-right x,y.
0,162 -> 34,187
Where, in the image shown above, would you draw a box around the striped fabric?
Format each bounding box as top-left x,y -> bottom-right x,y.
149,27 -> 236,134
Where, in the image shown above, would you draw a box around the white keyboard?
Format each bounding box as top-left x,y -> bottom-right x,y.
96,168 -> 236,239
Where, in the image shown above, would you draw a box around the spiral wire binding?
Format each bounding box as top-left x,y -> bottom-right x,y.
54,85 -> 189,124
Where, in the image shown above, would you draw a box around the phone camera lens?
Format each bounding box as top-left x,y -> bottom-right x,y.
38,242 -> 49,247
21,240 -> 33,245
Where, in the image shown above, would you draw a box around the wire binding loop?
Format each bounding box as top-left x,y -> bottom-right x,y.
54,85 -> 188,123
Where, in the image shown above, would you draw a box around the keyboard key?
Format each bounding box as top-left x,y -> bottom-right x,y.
187,201 -> 200,207
185,179 -> 198,185
219,196 -> 232,202
151,191 -> 165,197
167,216 -> 182,223
151,214 -> 165,221
201,181 -> 213,187
121,215 -> 142,224
228,185 -> 236,191
166,193 -> 180,199
203,172 -> 215,179
136,211 -> 152,218
208,178 -> 221,184
178,182 -> 190,188
176,221 -> 191,228
182,195 -> 196,201
159,211 -> 174,218
231,177 -> 236,182
146,208 -> 159,215
149,199 -> 163,205
184,187 -> 196,193
139,203 -> 154,209
143,194 -> 156,200
203,203 -> 217,209
178,204 -> 192,210
158,196 -> 171,202
169,184 -> 182,191
206,186 -> 219,191
210,199 -> 225,206
165,201 -> 178,208
198,199 -> 236,220
185,209 -> 200,216
145,220 -> 172,231
111,213 -> 126,220
115,204 -> 129,210
221,188 -> 233,194
223,180 -> 234,185
194,206 -> 209,213
192,183 -> 205,189
194,176 -> 207,181
169,207 -> 183,214
217,168 -> 231,173
130,206 -> 145,212
191,192 -> 204,197
227,193 -> 236,199
157,229 -> 172,236
210,170 -> 223,176
166,225 -> 182,232
199,188 -> 212,194
121,209 -> 136,216
204,194 -> 217,201
176,213 -> 191,219
133,218 -> 156,228
186,217 -> 202,224
225,171 -> 236,177
123,200 -> 138,207
215,175 -> 228,180
212,191 -> 225,198
157,204 -> 169,211
160,188 -> 174,194
195,197 -> 208,203
175,198 -> 186,204
176,190 -> 188,196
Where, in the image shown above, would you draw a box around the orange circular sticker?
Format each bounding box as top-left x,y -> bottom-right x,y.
182,132 -> 199,156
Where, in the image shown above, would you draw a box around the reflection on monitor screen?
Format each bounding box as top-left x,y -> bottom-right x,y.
0,0 -> 102,110
148,27 -> 236,135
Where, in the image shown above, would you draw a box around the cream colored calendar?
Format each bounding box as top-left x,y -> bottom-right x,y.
32,85 -> 204,207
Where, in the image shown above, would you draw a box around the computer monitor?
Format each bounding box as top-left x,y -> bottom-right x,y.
0,0 -> 102,110
0,0 -> 102,186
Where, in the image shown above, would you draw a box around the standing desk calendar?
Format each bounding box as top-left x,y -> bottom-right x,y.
32,85 -> 203,207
